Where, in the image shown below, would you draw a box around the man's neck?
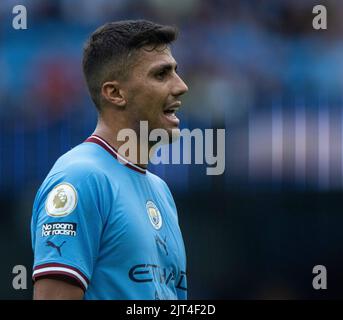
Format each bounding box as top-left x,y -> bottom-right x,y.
93,119 -> 150,169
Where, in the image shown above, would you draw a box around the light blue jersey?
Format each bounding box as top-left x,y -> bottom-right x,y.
31,135 -> 187,300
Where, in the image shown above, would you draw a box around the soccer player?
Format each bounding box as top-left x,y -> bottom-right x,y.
31,20 -> 189,300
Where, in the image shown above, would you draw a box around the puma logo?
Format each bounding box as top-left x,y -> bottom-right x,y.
46,240 -> 66,256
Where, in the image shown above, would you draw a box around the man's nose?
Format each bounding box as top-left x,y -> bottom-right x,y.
172,74 -> 189,97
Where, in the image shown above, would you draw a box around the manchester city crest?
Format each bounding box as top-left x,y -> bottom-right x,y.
146,200 -> 162,230
45,183 -> 78,217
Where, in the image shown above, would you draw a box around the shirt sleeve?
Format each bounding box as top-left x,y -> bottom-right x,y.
31,164 -> 107,291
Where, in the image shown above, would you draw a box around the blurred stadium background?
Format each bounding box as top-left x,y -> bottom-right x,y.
1,0 -> 343,299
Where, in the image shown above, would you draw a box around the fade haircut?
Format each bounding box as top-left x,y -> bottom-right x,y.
82,20 -> 178,110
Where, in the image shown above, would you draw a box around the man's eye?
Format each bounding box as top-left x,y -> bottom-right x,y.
156,70 -> 167,79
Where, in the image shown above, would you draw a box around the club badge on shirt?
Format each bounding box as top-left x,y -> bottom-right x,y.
45,183 -> 78,217
146,200 -> 162,230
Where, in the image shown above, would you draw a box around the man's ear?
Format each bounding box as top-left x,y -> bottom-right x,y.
101,81 -> 127,107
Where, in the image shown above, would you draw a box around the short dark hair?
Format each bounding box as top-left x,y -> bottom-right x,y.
82,20 -> 178,110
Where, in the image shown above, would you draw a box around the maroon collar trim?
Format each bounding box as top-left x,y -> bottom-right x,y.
85,135 -> 147,175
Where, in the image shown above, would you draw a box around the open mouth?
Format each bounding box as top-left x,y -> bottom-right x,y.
163,109 -> 178,118
164,101 -> 181,117
163,102 -> 181,125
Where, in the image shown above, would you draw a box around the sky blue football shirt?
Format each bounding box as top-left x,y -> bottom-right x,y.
31,135 -> 187,300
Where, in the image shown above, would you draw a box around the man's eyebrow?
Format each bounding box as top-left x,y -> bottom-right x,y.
150,62 -> 178,72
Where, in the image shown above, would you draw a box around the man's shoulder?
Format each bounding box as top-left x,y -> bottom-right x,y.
54,142 -> 106,172
45,142 -> 111,185
34,142 -> 114,204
